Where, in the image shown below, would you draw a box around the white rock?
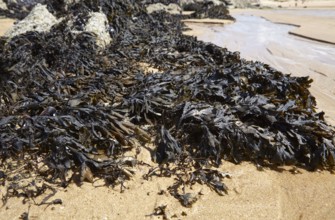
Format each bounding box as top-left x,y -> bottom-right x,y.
180,0 -> 195,7
210,0 -> 225,6
146,3 -> 182,15
64,0 -> 79,4
0,0 -> 7,10
84,12 -> 112,49
7,0 -> 17,4
5,4 -> 60,38
4,4 -> 111,49
180,0 -> 226,8
230,0 -> 260,8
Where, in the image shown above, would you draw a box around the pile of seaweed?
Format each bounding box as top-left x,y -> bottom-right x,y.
181,0 -> 233,19
0,0 -> 334,207
0,0 -> 235,20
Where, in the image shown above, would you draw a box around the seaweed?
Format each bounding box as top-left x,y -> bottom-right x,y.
147,205 -> 168,220
183,2 -> 234,20
154,127 -> 182,164
0,0 -> 334,208
166,166 -> 229,206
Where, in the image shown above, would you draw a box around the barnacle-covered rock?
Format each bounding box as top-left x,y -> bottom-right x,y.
146,3 -> 182,14
84,12 -> 112,48
0,0 -> 7,10
5,4 -> 60,38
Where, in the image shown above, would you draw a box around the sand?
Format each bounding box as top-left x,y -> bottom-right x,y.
1,5 -> 335,219
258,0 -> 335,9
0,18 -> 15,36
182,18 -> 234,25
231,9 -> 335,44
1,162 -> 335,220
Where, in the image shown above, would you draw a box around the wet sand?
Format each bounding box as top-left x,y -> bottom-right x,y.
259,0 -> 335,9
1,10 -> 335,220
231,9 -> 335,44
182,18 -> 234,25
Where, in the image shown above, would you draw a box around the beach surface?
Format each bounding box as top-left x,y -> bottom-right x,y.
1,5 -> 335,219
231,8 -> 335,44
1,162 -> 335,220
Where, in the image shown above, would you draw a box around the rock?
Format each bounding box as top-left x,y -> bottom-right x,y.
181,0 -> 226,7
5,4 -> 111,49
68,11 -> 112,49
0,0 -> 7,10
211,0 -> 226,6
7,0 -> 18,4
180,0 -> 195,7
230,0 -> 260,8
64,0 -> 79,4
5,4 -> 60,38
84,12 -> 112,49
146,3 -> 182,14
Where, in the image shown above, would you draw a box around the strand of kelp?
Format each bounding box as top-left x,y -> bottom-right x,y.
0,0 -> 334,204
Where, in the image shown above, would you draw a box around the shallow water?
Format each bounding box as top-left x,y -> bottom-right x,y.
185,14 -> 335,123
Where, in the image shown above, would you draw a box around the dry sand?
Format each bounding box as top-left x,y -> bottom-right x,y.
1,162 -> 335,220
1,7 -> 335,219
0,18 -> 15,36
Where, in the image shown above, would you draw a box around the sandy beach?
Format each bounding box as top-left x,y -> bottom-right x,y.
1,2 -> 335,220
1,162 -> 335,220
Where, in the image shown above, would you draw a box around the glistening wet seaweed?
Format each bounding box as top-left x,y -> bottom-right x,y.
0,0 -> 334,207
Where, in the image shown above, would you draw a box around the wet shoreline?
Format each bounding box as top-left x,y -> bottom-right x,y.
230,8 -> 335,44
